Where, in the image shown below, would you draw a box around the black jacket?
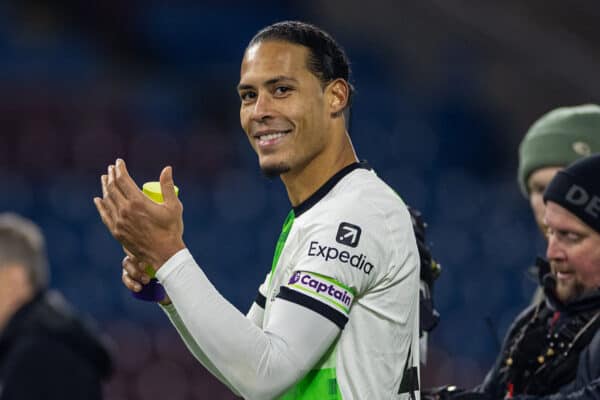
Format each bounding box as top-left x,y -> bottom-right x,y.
0,291 -> 113,400
478,260 -> 600,400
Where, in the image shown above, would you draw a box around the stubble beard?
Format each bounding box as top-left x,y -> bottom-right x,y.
555,279 -> 586,303
260,161 -> 291,179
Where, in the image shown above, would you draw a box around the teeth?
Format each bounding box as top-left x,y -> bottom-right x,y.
259,132 -> 287,142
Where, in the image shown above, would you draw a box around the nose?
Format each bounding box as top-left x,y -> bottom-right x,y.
546,233 -> 564,262
250,92 -> 273,122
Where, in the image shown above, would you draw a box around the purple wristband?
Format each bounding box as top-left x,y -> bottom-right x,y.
132,278 -> 166,302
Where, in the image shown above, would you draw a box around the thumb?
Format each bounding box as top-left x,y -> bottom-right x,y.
159,166 -> 178,204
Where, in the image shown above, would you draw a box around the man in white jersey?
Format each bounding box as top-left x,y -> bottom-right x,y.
94,21 -> 420,400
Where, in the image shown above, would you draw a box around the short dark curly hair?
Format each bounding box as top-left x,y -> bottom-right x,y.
248,21 -> 354,109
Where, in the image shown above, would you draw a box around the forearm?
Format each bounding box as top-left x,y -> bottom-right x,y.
246,301 -> 265,328
156,249 -> 338,400
161,303 -> 240,396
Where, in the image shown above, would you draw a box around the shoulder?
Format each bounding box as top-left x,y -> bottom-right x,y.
1,335 -> 103,399
579,327 -> 600,377
4,294 -> 112,379
289,169 -> 416,292
306,168 -> 410,234
502,303 -> 541,343
7,333 -> 88,370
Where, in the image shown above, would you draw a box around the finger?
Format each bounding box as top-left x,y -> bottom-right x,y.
94,197 -> 115,230
121,248 -> 146,272
159,166 -> 178,204
107,164 -> 128,205
122,246 -> 137,260
100,174 -> 122,225
114,159 -> 141,199
101,174 -> 109,198
101,173 -> 119,211
122,256 -> 151,284
122,269 -> 142,292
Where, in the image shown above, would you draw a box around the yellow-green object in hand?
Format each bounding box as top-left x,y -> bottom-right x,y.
142,181 -> 180,203
140,182 -> 180,278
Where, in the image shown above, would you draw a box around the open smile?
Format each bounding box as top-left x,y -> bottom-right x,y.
254,129 -> 292,148
555,270 -> 575,282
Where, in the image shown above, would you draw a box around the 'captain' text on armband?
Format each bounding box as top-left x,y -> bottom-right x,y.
307,241 -> 374,274
289,272 -> 353,307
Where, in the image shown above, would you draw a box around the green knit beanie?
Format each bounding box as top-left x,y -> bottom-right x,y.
518,104 -> 600,197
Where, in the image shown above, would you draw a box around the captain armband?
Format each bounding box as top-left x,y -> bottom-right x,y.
277,271 -> 356,329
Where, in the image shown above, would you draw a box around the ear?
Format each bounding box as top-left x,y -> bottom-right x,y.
327,79 -> 350,117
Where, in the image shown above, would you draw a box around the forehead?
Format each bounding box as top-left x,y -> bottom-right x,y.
240,40 -> 312,83
528,166 -> 562,187
545,202 -> 592,233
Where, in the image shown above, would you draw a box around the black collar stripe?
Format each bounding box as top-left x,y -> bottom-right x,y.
293,161 -> 371,217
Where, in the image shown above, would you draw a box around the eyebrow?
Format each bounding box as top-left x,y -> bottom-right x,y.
237,75 -> 299,91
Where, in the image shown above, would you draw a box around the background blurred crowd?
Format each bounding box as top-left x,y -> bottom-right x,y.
1,1 -> 600,398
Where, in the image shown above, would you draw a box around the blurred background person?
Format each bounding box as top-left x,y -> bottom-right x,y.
518,104 -> 600,303
519,104 -> 600,237
0,213 -> 112,399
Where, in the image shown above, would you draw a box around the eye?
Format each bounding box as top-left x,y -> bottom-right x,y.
239,91 -> 256,102
555,229 -> 582,243
565,232 -> 582,243
274,86 -> 292,96
529,182 -> 546,195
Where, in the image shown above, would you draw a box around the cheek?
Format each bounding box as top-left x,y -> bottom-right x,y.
530,194 -> 544,216
302,102 -> 328,141
573,251 -> 600,288
240,109 -> 249,131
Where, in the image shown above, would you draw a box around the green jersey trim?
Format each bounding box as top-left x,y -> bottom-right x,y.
278,346 -> 342,400
269,210 -> 295,290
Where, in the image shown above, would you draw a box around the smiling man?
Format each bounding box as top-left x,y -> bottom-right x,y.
95,21 -> 420,400
543,155 -> 600,305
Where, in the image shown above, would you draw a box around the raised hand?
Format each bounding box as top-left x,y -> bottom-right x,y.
93,159 -> 186,270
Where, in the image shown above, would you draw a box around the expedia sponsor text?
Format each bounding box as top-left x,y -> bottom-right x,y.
307,241 -> 374,274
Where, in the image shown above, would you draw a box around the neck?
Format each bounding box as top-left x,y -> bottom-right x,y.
281,130 -> 357,206
0,266 -> 35,332
0,294 -> 31,333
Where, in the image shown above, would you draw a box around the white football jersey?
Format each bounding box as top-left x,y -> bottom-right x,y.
256,162 -> 421,400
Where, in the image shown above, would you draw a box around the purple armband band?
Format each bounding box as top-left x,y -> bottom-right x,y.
132,278 -> 166,302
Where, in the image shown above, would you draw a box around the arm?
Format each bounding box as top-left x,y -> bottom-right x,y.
158,271 -> 271,396
160,303 -> 241,396
157,250 -> 341,400
511,334 -> 600,400
246,301 -> 265,327
475,305 -> 541,397
245,272 -> 269,328
94,161 -> 342,398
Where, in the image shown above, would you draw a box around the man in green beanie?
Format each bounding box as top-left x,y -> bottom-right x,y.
518,104 -> 600,235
